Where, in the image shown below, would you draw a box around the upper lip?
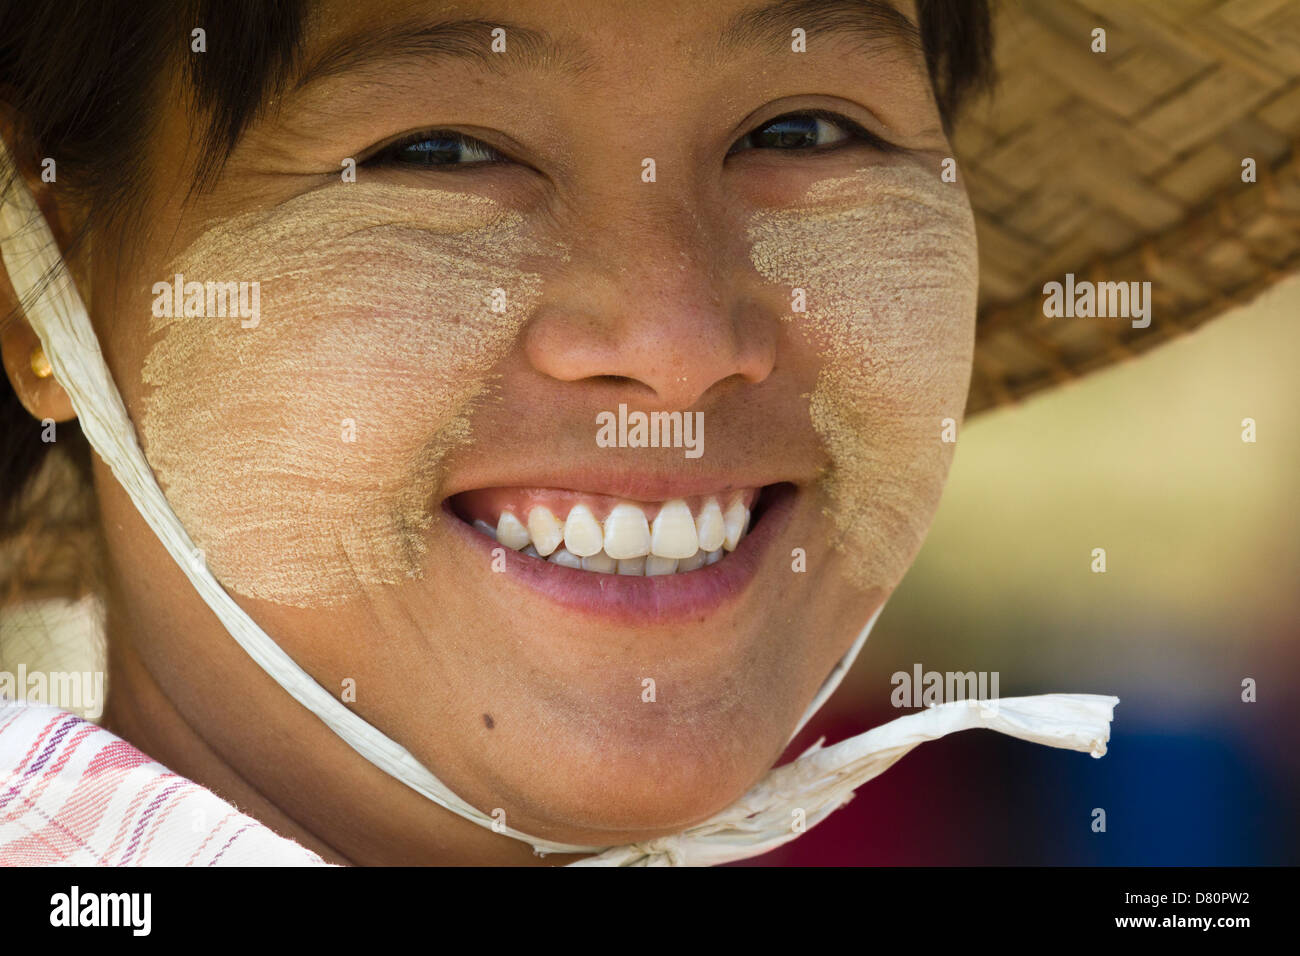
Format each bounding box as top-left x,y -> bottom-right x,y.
438,465 -> 803,504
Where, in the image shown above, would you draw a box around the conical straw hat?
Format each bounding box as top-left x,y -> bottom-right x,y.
959,0 -> 1300,415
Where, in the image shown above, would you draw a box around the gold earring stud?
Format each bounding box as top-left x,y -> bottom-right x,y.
30,345 -> 53,379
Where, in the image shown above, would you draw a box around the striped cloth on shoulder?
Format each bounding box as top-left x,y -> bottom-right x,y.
1,699 -> 331,866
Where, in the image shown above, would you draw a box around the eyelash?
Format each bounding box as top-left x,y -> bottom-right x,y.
365,109 -> 898,170
727,109 -> 900,157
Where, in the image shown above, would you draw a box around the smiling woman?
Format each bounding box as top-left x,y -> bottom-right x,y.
0,0 -> 1125,867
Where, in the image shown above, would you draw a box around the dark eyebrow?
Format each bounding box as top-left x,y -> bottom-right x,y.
289,17 -> 596,92
287,1 -> 919,100
717,0 -> 921,57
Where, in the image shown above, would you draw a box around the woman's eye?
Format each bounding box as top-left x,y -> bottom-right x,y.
370,131 -> 505,168
727,111 -> 895,156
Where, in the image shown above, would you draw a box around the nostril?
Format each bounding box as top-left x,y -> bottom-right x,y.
591,374 -> 640,388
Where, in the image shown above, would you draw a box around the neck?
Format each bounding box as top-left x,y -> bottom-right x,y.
102,626 -> 352,865
99,584 -> 584,866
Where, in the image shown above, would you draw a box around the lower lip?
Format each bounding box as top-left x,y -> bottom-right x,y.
441,484 -> 798,626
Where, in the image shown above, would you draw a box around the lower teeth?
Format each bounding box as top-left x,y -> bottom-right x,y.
554,544 -> 725,575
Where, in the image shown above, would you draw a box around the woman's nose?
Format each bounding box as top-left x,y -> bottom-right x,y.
522,193 -> 778,410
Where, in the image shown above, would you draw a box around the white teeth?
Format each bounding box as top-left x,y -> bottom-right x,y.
722,499 -> 749,551
527,506 -> 564,556
644,554 -> 678,576
694,498 -> 726,552
496,511 -> 531,550
548,547 -> 583,569
650,499 -> 699,559
482,493 -> 760,573
602,504 -> 651,560
676,550 -> 706,572
617,556 -> 646,575
581,551 -> 617,574
563,504 -> 604,557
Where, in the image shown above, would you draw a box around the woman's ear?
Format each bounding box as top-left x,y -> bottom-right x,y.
1,317 -> 77,422
0,111 -> 83,424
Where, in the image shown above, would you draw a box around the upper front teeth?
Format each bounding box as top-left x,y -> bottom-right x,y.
694,499 -> 726,552
650,500 -> 698,559
475,496 -> 753,573
527,506 -> 565,556
563,504 -> 604,557
496,511 -> 531,550
602,503 -> 652,560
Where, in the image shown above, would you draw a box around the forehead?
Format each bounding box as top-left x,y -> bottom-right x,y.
298,0 -> 924,86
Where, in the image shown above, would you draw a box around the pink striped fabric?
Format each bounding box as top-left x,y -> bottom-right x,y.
1,700 -> 331,866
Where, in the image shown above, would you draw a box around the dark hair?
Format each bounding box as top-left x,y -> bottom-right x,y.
0,0 -> 994,600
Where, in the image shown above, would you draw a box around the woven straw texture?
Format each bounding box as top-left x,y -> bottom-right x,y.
958,0 -> 1300,415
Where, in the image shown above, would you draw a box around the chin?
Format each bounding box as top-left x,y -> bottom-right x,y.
469,682 -> 796,846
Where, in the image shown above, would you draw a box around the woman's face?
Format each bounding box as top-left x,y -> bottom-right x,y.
84,0 -> 977,859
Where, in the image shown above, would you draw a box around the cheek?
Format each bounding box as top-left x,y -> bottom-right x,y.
137,185 -> 540,607
748,162 -> 978,589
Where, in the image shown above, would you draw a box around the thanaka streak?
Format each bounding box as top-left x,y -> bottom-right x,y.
150,272 -> 261,328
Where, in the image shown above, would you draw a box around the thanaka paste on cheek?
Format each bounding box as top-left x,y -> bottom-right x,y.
747,162 -> 979,591
140,183 -> 543,607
